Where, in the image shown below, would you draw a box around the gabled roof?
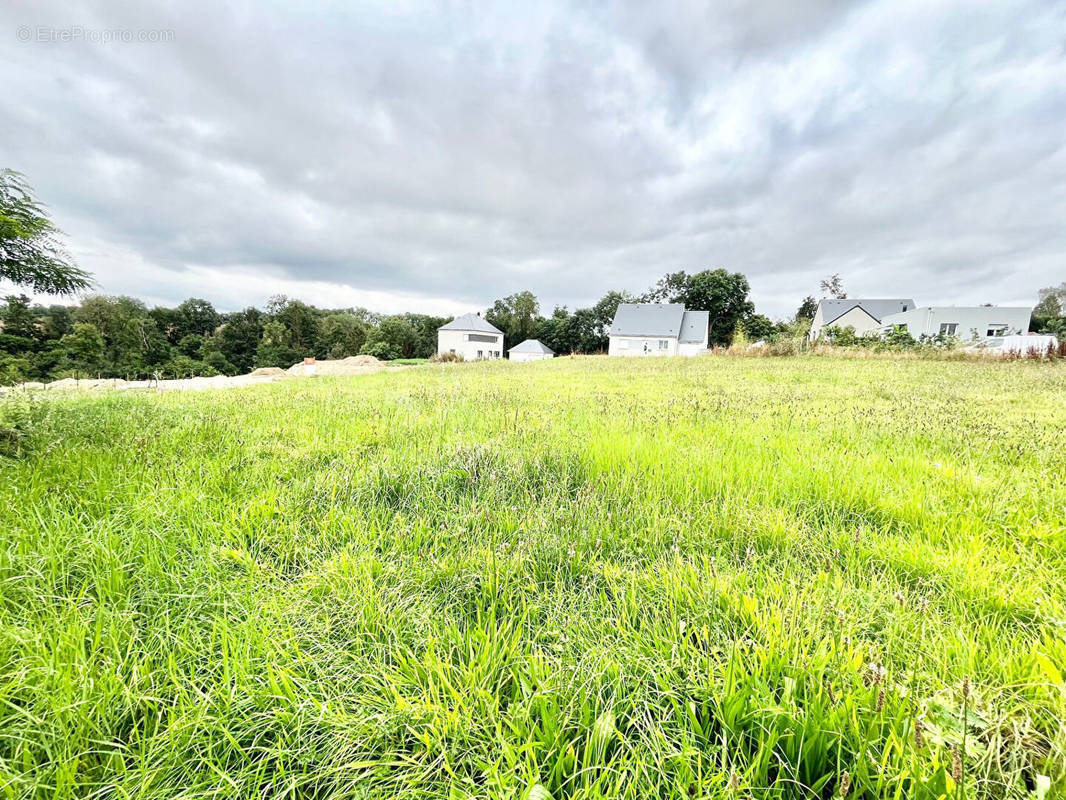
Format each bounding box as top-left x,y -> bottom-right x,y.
609,303 -> 685,337
678,311 -> 709,343
438,313 -> 503,334
819,298 -> 916,326
508,339 -> 554,354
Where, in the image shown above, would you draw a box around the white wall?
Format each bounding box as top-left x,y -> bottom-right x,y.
437,329 -> 504,360
880,307 -> 1032,341
808,304 -> 828,340
677,324 -> 708,356
819,306 -> 881,338
509,351 -> 552,362
608,336 -> 678,356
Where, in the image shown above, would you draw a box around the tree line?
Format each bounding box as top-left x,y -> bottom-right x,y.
0,294 -> 455,383
3,168 -> 1063,384
0,268 -> 774,383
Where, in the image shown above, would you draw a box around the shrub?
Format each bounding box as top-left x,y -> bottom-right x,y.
430,351 -> 464,363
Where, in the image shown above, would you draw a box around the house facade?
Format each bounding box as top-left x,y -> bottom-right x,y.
879,306 -> 1032,342
508,339 -> 554,362
437,313 -> 504,360
608,304 -> 709,357
809,299 -> 916,340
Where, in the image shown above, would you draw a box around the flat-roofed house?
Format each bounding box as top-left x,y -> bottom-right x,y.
879,306 -> 1032,343
808,298 -> 916,340
607,303 -> 709,357
437,313 -> 504,360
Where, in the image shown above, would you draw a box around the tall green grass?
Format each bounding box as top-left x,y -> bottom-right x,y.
1,356 -> 1064,799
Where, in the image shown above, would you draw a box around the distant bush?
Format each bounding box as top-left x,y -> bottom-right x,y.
430,351 -> 464,363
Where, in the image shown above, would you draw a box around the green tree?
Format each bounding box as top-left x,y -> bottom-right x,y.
0,169 -> 92,294
217,308 -> 264,373
570,307 -> 603,353
486,291 -> 540,348
402,314 -> 449,358
58,323 -> 105,375
174,298 -> 221,340
361,316 -> 419,360
254,320 -> 300,368
647,269 -> 755,346
0,294 -> 37,339
203,350 -> 237,375
741,313 -> 775,342
591,290 -> 636,348
796,296 -> 817,321
536,307 -> 570,354
316,313 -> 368,358
37,305 -> 73,340
0,295 -> 39,366
73,295 -> 170,376
643,272 -> 689,304
819,274 -> 846,299
270,297 -> 319,353
0,353 -> 31,385
1034,283 -> 1064,317
177,334 -> 205,358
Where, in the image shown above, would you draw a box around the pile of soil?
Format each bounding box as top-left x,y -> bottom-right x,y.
339,355 -> 383,366
286,356 -> 385,376
249,367 -> 288,377
46,378 -> 130,391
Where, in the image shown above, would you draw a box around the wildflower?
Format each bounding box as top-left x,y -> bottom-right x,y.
825,679 -> 837,704
951,745 -> 963,783
839,770 -> 851,796
913,718 -> 924,749
876,688 -> 886,712
894,591 -> 906,607
917,596 -> 930,613
961,676 -> 971,700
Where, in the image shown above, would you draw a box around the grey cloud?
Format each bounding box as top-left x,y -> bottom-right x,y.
1,0 -> 1063,316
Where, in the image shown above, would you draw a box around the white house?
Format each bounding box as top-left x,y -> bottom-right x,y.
809,298 -> 916,340
437,313 -> 504,360
608,304 -> 709,357
508,339 -> 554,362
879,306 -> 1032,342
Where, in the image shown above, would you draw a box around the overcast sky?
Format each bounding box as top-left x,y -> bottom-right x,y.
2,0 -> 1063,319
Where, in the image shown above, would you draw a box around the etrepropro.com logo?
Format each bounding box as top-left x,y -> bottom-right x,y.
16,25 -> 175,44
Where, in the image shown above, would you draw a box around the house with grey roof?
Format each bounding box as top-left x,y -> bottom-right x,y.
608,303 -> 709,357
508,339 -> 554,362
809,298 -> 916,340
437,313 -> 504,360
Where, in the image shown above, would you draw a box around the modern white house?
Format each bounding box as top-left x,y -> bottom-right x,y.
879,306 -> 1032,342
436,313 -> 504,360
508,339 -> 554,362
809,298 -> 916,340
608,304 -> 709,357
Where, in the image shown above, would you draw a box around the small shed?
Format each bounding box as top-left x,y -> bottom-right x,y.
508,339 -> 554,362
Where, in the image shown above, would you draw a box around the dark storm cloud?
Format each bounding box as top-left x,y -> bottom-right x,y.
1,0 -> 1063,316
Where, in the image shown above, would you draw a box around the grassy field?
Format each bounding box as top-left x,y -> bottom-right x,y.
1,355 -> 1064,799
